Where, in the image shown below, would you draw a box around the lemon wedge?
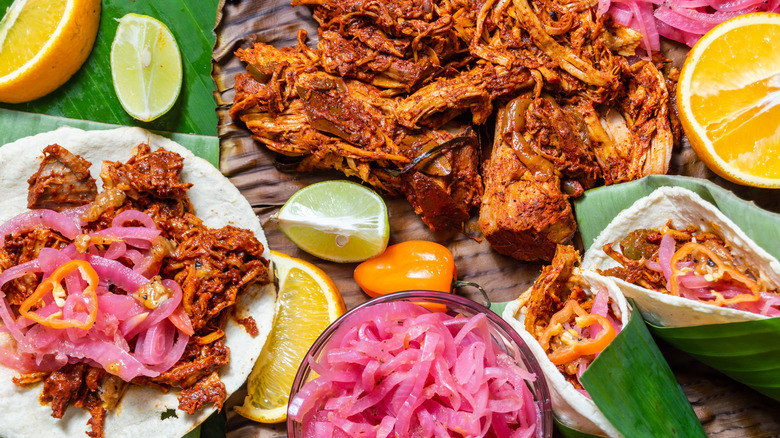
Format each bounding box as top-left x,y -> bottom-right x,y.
234,250 -> 345,423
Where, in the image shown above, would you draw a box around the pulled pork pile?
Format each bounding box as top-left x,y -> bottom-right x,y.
5,145 -> 270,437
231,0 -> 679,259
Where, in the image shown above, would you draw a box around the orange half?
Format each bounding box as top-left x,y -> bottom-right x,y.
677,12 -> 780,188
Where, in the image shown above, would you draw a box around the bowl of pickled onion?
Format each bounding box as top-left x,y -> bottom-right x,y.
287,291 -> 553,437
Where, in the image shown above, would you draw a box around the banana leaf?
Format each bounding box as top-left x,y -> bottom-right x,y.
0,0 -> 219,136
574,174 -> 780,402
574,174 -> 780,259
0,108 -> 218,167
648,319 -> 780,401
554,419 -> 599,438
579,306 -> 705,437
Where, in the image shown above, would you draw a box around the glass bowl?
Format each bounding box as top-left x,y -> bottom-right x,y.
287,290 -> 553,437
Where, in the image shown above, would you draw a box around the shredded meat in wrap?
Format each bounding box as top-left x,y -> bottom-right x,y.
4,144 -> 271,437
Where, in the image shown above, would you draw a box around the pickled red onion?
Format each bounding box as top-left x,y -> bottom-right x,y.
0,209 -> 80,248
0,208 -> 193,381
601,0 -> 780,51
111,209 -> 157,229
289,301 -> 540,437
663,243 -> 780,316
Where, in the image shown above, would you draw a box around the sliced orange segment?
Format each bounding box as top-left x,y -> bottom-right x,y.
234,250 -> 345,423
677,12 -> 780,188
0,0 -> 100,103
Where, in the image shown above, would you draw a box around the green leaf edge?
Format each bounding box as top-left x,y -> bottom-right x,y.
489,300 -> 509,315
555,417 -> 600,438
580,306 -> 706,437
648,318 -> 780,401
0,108 -> 218,167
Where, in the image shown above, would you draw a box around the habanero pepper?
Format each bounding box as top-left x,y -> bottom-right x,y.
353,240 -> 490,307
539,299 -> 617,366
19,259 -> 99,330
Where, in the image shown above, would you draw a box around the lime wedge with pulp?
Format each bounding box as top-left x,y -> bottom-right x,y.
110,13 -> 181,122
273,181 -> 390,263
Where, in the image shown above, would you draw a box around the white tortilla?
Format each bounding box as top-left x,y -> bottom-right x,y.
0,127 -> 277,438
503,270 -> 630,438
581,186 -> 780,327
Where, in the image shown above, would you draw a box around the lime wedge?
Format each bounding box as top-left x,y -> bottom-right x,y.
110,13 -> 182,122
273,181 -> 390,263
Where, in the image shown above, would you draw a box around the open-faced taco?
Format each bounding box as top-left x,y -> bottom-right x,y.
0,127 -> 277,438
503,245 -> 629,437
582,186 -> 780,326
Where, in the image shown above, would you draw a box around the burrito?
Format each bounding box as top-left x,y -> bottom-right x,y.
582,186 -> 780,326
0,127 -> 277,438
503,245 -> 629,437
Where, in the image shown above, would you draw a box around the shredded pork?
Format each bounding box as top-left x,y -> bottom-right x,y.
4,144 -> 271,437
231,0 -> 678,254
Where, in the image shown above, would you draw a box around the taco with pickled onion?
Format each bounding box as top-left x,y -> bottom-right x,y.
582,186 -> 780,326
503,245 -> 629,437
0,127 -> 276,438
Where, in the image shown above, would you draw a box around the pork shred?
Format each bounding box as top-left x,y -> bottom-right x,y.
27,144 -> 97,211
231,0 -> 678,255
40,364 -> 108,438
0,227 -> 70,305
100,143 -> 192,201
14,144 -> 271,437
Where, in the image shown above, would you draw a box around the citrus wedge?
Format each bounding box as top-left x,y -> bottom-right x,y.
273,180 -> 390,263
677,12 -> 780,188
0,0 -> 100,103
110,13 -> 182,122
234,250 -> 345,423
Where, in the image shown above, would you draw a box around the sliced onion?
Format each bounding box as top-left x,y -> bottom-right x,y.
111,210 -> 157,229
104,241 -> 127,260
289,302 -> 539,436
759,293 -> 780,317
0,209 -> 80,248
59,204 -> 92,227
658,234 -> 676,288
135,319 -> 175,365
86,255 -> 149,294
0,259 -> 42,340
56,338 -> 154,381
607,0 -> 780,49
123,279 -> 184,339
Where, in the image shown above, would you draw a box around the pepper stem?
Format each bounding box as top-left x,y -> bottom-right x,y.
452,280 -> 491,309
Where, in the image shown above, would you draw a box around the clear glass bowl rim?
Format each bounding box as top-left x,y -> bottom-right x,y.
286,290 -> 553,437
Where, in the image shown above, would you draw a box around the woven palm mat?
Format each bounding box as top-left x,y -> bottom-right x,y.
212,0 -> 780,436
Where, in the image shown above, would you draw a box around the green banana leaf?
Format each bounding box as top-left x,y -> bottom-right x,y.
574,174 -> 780,259
579,306 -> 705,437
554,418 -> 599,438
649,319 -> 780,401
0,0 -> 219,136
574,174 -> 780,402
0,109 -> 218,167
489,300 -> 509,316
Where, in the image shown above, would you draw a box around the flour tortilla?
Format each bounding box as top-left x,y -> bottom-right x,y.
0,127 -> 277,438
581,186 -> 780,327
503,270 -> 630,438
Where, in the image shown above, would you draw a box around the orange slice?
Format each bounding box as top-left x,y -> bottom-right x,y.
0,0 -> 100,103
677,12 -> 780,188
